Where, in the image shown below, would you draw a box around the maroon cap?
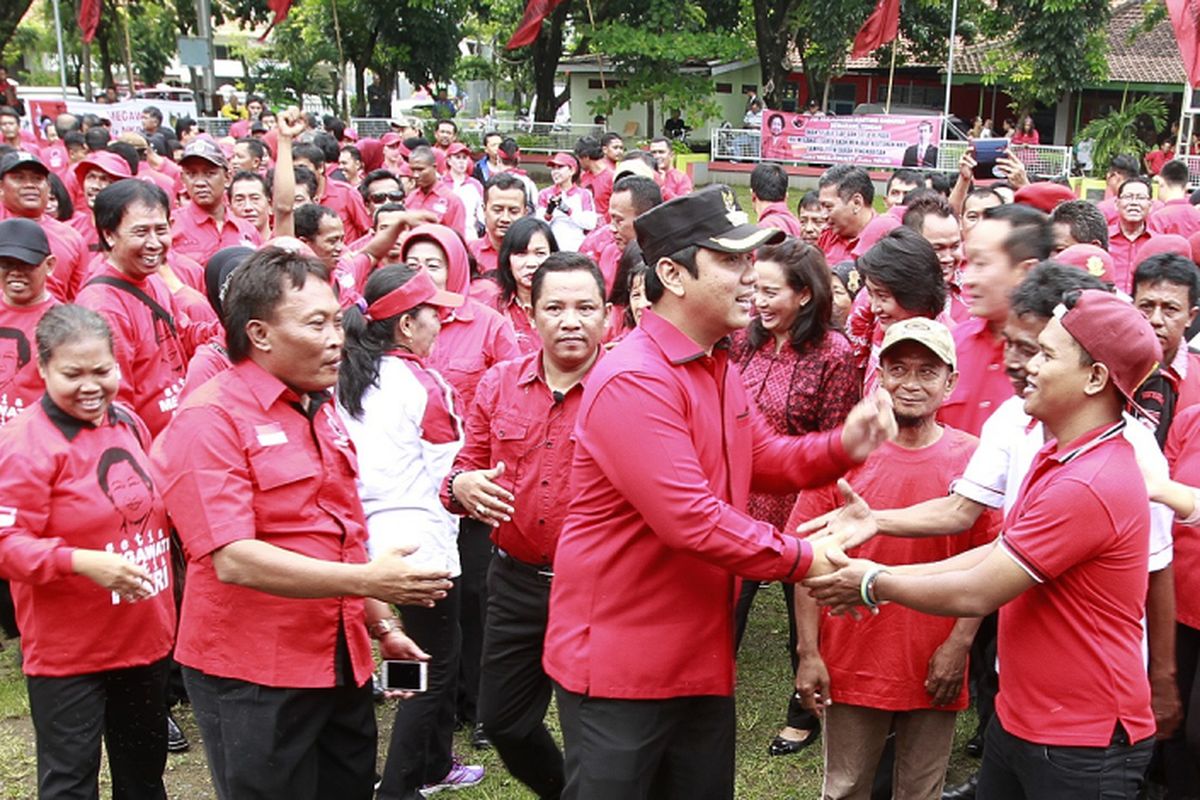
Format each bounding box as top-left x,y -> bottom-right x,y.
1137,233 -> 1191,262
446,142 -> 472,158
1055,244 -> 1114,284
381,132 -> 404,147
1056,290 -> 1161,405
547,151 -> 579,172
1014,182 -> 1076,214
74,150 -> 133,183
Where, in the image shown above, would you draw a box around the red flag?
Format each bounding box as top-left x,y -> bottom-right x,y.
506,0 -> 566,50
259,0 -> 295,41
1167,0 -> 1200,88
77,0 -> 101,44
851,0 -> 901,59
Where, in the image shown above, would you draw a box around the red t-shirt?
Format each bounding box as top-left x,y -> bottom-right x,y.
494,294 -> 539,356
0,296 -> 58,425
1148,198 -> 1200,239
787,430 -> 1000,711
817,225 -> 859,266
405,183 -> 467,238
468,236 -> 500,277
170,201 -> 261,267
320,179 -> 373,244
997,422 -> 1154,746
938,316 -> 1011,437
756,202 -> 803,239
1165,405 -> 1200,629
657,167 -> 693,201
0,398 -> 175,676
580,168 -> 614,219
151,359 -> 375,689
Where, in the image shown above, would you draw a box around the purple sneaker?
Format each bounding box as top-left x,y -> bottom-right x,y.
419,759 -> 485,796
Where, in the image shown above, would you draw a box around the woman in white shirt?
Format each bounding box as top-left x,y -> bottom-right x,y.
536,152 -> 597,252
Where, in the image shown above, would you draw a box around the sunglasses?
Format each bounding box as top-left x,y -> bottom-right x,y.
369,190 -> 406,203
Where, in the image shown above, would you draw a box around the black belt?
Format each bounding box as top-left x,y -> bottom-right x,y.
496,548 -> 554,581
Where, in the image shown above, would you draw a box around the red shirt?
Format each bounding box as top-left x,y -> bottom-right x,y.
0,206 -> 88,301
656,167 -> 693,201
580,168 -> 614,219
75,264 -> 196,437
1165,405 -> 1200,629
405,183 -> 467,238
0,398 -> 175,676
1097,198 -> 1119,226
170,200 -> 261,267
0,295 -> 58,425
320,179 -> 373,244
788,430 -> 1000,711
1148,198 -> 1200,239
817,224 -> 860,265
579,224 -> 614,264
543,310 -> 857,699
938,316 -> 1010,437
1166,346 -> 1200,413
1107,223 -> 1155,294
495,294 -> 539,355
151,359 -> 375,689
1146,149 -> 1170,175
443,350 -> 596,564
468,235 -> 500,276
997,421 -> 1154,746
851,214 -> 902,258
756,202 -> 803,239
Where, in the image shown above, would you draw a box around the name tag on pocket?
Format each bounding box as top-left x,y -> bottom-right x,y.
256,423 -> 288,446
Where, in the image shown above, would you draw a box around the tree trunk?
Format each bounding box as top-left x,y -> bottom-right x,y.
353,60 -> 366,116
753,0 -> 798,110
531,0 -> 571,122
0,0 -> 34,59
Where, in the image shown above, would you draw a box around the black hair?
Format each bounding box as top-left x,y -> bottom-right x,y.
1050,200 -> 1109,250
798,189 -> 821,211
924,172 -> 951,196
435,118 -> 458,135
1160,159 -> 1190,188
360,168 -> 399,203
1010,260 -> 1108,319
142,106 -> 163,125
293,165 -> 319,199
1108,154 -> 1141,180
228,170 -> 270,201
887,168 -> 923,193
93,180 -> 170,253
818,164 -> 874,205
105,141 -> 140,174
981,203 -> 1053,264
323,117 -> 346,141
63,131 -> 85,150
96,447 -> 152,497
338,264 -> 424,418
611,175 -> 663,215
601,132 -> 623,149
484,172 -> 527,203
35,304 -> 112,366
0,327 -> 31,369
175,117 -> 197,141
294,204 -> 339,240
857,227 -> 946,317
483,130 -> 503,146
1134,253 -> 1200,308
750,163 -> 789,203
292,142 -> 325,169
496,216 -> 558,304
574,135 -> 603,161
45,172 -> 74,221
530,252 -> 606,308
340,144 -> 362,164
965,186 -> 1004,207
235,137 -> 266,162
312,132 -> 340,165
743,239 -> 832,354
611,240 -> 645,309
405,136 -> 430,150
84,126 -> 111,152
373,201 -> 407,224
204,246 -> 254,322
222,247 -> 331,362
902,193 -> 955,233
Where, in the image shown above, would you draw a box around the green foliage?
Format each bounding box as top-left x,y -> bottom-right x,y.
128,2 -> 180,85
1076,94 -> 1167,174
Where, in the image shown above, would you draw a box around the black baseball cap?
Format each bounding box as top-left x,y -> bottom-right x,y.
0,218 -> 52,265
634,184 -> 784,265
0,151 -> 49,179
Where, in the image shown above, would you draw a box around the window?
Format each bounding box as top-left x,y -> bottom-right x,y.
716,83 -> 733,94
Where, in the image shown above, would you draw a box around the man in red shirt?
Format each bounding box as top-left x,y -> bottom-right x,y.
0,151 -> 88,301
1095,154 -> 1142,225
1134,253 -> 1200,412
600,176 -> 662,292
1149,159 -> 1200,238
441,253 -> 608,800
1109,176 -> 1156,293
1049,199 -> 1108,255
817,165 -> 878,264
885,169 -> 922,209
600,132 -> 624,170
406,146 -> 466,237
71,150 -> 134,249
151,246 -> 453,800
903,194 -> 970,323
432,119 -> 458,153
470,174 -> 528,278
575,136 -> 614,219
292,142 -> 373,243
941,204 -> 1052,436
648,136 -> 692,200
542,185 -> 897,799
0,218 -> 58,424
751,163 -> 803,238
1145,136 -> 1174,176
808,289 -> 1161,800
792,318 -> 1000,798
171,140 -> 261,266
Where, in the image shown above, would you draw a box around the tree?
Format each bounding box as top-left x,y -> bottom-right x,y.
0,1 -> 35,61
1076,94 -> 1167,175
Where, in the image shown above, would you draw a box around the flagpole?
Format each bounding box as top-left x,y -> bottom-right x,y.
942,0 -> 958,141
885,43 -> 897,113
49,0 -> 68,99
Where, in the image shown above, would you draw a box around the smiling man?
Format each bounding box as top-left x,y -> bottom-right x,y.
0,218 -> 58,424
0,151 -> 88,301
1134,253 -> 1200,412
171,140 -> 261,266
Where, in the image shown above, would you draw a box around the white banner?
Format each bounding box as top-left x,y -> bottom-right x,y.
22,96 -> 198,141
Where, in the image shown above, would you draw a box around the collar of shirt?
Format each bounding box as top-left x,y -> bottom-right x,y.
639,308 -> 730,365
1172,344 -> 1190,379
181,199 -> 229,231
238,358 -> 330,416
385,347 -> 424,366
1044,419 -> 1127,464
39,394 -> 123,441
444,296 -> 477,323
1108,221 -> 1151,242
516,347 -> 603,392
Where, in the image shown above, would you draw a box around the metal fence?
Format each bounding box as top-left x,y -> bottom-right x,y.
712,127 -> 1073,179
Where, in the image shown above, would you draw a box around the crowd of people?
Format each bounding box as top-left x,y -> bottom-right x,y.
0,94 -> 1197,800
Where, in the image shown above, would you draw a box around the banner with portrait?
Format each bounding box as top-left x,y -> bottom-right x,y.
23,97 -> 197,142
760,111 -> 944,168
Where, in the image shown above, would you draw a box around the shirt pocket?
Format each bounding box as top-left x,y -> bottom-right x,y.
248,447 -> 321,492
490,417 -> 531,489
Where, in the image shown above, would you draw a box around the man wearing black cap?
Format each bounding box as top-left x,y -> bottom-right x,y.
0,151 -> 88,301
542,184 -> 897,799
0,217 -> 58,424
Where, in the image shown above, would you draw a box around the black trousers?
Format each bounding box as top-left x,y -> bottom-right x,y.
555,685 -> 735,800
456,517 -> 492,726
27,657 -> 169,800
970,612 -> 1000,736
977,716 -> 1153,800
733,579 -> 818,731
183,666 -> 376,800
378,579 -> 462,798
1164,621 -> 1200,799
478,553 -> 564,799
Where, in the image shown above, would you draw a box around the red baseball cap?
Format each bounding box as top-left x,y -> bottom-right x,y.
1056,289 -> 1161,406
446,142 -> 472,158
381,132 -> 404,147
365,269 -> 463,321
1013,182 -> 1076,214
547,152 -> 579,172
74,151 -> 133,183
1055,244 -> 1114,284
1136,233 -> 1191,262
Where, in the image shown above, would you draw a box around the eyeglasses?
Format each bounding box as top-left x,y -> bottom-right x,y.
369,191 -> 406,203
1119,194 -> 1150,202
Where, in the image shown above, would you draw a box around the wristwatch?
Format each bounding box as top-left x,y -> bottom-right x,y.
368,617 -> 403,639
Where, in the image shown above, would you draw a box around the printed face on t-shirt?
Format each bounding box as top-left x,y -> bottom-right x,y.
102,456 -> 154,526
0,336 -> 22,389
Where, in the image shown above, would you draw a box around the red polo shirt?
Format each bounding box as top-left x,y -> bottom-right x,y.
468,235 -> 500,277
580,168 -> 614,219
543,309 -> 856,699
657,167 -> 693,201
1108,223 -> 1155,294
320,179 -> 373,244
151,359 -> 376,689
0,397 -> 175,676
579,224 -> 614,264
170,200 -> 261,267
997,421 -> 1154,746
1149,198 -> 1200,238
0,206 -> 88,301
494,295 -> 539,356
443,350 -> 596,565
405,183 -> 466,238
757,202 -> 803,238
938,316 -> 1010,437
0,295 -> 58,425
1165,405 -> 1200,629
817,225 -> 859,266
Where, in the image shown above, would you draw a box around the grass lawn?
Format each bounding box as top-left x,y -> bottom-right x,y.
0,584 -> 979,798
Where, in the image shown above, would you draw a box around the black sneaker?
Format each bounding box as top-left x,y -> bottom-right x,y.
167,711 -> 189,753
470,723 -> 492,750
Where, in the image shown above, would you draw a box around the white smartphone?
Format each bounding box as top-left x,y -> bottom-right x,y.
381,660 -> 428,692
